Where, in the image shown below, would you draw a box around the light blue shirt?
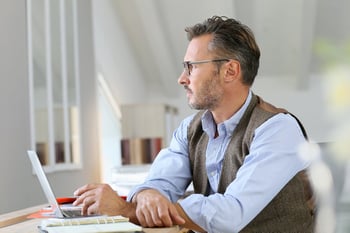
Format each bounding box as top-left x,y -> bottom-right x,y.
128,91 -> 309,233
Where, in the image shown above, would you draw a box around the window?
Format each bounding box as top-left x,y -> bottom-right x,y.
27,0 -> 81,171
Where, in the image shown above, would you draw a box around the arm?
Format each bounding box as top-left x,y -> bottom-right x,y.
175,203 -> 205,232
131,188 -> 204,231
74,116 -> 195,227
73,183 -> 139,224
178,113 -> 309,232
72,183 -> 201,230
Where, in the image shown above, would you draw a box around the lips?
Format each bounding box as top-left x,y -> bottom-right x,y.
184,86 -> 192,94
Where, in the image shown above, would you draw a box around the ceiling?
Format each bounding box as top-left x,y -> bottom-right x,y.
30,0 -> 350,101
106,0 -> 350,98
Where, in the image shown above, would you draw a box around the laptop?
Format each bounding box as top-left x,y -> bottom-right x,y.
27,150 -> 83,218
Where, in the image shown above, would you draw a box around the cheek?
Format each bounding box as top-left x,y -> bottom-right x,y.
188,79 -> 201,94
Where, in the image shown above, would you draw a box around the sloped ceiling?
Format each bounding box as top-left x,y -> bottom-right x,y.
107,0 -> 350,98
110,0 -> 236,97
109,0 -> 318,97
32,0 -> 350,100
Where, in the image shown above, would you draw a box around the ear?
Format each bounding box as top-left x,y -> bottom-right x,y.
223,60 -> 240,82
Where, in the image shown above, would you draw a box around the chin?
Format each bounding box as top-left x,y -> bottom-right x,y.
188,102 -> 195,109
188,102 -> 201,110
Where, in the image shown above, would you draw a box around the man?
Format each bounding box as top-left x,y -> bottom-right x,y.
73,16 -> 315,232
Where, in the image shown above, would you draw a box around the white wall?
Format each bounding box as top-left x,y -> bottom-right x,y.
92,0 -> 147,104
0,0 -> 100,214
252,75 -> 334,143
0,0 -> 32,214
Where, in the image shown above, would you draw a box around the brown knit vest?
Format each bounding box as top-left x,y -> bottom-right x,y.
187,94 -> 315,232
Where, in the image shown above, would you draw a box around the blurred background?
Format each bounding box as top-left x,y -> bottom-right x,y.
1,0 -> 349,231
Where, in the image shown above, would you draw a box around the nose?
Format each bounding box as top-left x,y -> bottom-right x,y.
178,71 -> 189,85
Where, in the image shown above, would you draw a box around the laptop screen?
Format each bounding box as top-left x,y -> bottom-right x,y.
27,150 -> 64,218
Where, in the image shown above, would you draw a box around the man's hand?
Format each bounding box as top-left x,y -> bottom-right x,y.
73,184 -> 133,217
133,189 -> 185,227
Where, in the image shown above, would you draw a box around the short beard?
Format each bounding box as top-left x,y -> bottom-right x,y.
187,76 -> 222,110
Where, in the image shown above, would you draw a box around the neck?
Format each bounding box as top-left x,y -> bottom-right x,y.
211,88 -> 249,124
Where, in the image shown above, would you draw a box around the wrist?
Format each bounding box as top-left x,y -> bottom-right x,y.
121,201 -> 139,224
131,188 -> 150,203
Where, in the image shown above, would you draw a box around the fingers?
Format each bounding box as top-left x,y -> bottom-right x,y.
73,183 -> 99,196
73,183 -> 106,206
136,207 -> 151,227
72,184 -> 103,214
155,206 -> 173,226
137,204 -> 178,227
169,205 -> 185,225
73,189 -> 93,206
80,195 -> 97,215
72,183 -> 126,216
72,189 -> 97,215
135,190 -> 181,227
137,206 -> 164,227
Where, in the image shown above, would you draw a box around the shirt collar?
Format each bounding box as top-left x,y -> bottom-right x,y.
201,90 -> 252,137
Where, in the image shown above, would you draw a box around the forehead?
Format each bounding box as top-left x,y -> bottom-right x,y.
184,34 -> 213,60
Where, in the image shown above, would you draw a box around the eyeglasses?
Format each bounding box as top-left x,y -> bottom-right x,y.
182,59 -> 230,76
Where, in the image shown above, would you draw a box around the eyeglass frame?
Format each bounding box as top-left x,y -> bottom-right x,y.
182,58 -> 230,76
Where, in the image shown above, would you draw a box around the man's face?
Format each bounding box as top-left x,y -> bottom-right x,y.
178,34 -> 225,111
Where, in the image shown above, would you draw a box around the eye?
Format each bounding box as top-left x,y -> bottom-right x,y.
183,62 -> 193,76
188,63 -> 193,74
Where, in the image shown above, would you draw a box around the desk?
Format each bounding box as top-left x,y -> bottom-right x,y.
0,205 -> 182,233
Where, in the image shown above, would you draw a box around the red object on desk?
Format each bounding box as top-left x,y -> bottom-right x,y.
56,196 -> 126,203
56,197 -> 77,204
27,207 -> 54,219
28,197 -> 77,219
